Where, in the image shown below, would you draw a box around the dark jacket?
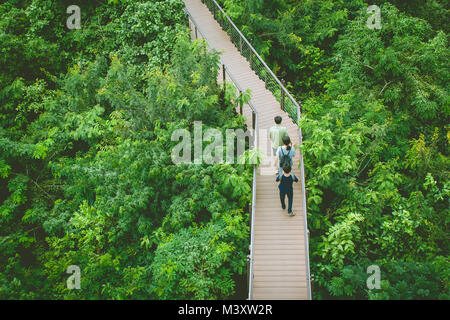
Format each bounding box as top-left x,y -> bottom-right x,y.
276,174 -> 298,193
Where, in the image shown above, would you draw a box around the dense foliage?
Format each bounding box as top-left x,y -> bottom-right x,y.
218,0 -> 449,299
0,0 -> 252,299
1,0 -> 448,300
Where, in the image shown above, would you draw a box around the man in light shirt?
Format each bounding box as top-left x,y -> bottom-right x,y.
269,116 -> 288,174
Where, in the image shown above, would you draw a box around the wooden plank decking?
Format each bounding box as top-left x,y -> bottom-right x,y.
183,0 -> 310,300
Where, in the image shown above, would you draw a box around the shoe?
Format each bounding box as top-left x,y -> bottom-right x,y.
274,170 -> 279,175
288,211 -> 294,216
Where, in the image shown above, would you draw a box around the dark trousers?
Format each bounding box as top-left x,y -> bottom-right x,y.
279,190 -> 293,213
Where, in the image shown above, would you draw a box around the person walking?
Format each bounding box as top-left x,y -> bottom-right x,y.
276,135 -> 296,176
269,116 -> 288,175
276,164 -> 298,216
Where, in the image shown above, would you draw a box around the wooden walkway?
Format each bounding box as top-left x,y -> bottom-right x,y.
183,0 -> 310,300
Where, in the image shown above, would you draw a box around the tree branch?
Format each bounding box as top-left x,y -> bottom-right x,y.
379,80 -> 392,96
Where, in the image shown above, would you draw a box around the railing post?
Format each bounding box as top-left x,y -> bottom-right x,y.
247,254 -> 251,298
308,229 -> 313,296
222,64 -> 226,83
281,79 -> 286,111
249,42 -> 253,69
240,37 -> 243,52
239,91 -> 243,115
264,71 -> 267,88
195,26 -> 198,39
305,187 -> 309,203
252,112 -> 256,130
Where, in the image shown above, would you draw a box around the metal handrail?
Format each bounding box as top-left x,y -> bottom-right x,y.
184,7 -> 259,300
201,0 -> 302,116
198,0 -> 312,300
297,103 -> 312,300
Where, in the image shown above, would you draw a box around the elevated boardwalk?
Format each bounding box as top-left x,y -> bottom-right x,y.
183,0 -> 310,300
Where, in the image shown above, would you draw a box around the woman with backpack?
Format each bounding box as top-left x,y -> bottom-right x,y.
276,135 -> 296,176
